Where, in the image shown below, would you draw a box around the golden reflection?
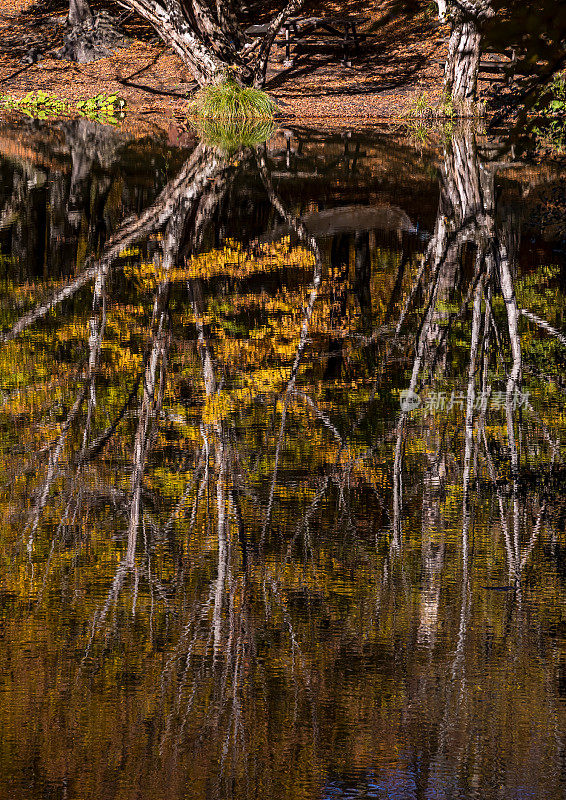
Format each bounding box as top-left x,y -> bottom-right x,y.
0,121 -> 565,799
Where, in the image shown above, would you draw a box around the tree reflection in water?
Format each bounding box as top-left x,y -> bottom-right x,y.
0,122 -> 565,800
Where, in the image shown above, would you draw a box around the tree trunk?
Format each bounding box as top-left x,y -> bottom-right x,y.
69,0 -> 93,26
115,0 -> 305,87
443,1 -> 494,113
444,15 -> 482,113
61,0 -> 125,62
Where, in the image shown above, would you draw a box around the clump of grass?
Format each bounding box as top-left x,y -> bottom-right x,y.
191,117 -> 275,151
404,91 -> 486,142
408,91 -> 437,121
0,91 -> 126,123
189,78 -> 277,121
405,92 -> 448,141
407,91 -> 485,123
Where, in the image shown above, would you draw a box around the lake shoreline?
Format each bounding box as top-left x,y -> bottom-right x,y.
0,0 -> 511,136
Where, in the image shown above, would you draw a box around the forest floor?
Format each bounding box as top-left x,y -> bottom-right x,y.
0,0 -> 507,136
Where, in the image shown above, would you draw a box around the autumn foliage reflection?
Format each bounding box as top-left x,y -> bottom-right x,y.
0,124 -> 565,800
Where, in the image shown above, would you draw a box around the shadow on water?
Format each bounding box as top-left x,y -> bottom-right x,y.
0,117 -> 566,800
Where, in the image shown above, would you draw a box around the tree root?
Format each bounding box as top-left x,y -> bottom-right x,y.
55,11 -> 128,63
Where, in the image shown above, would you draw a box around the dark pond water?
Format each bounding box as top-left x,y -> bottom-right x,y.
0,118 -> 566,800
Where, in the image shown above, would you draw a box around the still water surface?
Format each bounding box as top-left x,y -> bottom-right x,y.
0,119 -> 565,800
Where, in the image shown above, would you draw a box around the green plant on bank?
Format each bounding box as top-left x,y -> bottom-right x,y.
0,90 -> 67,119
0,91 -> 126,123
441,92 -> 456,120
408,91 -> 436,121
76,94 -> 126,124
406,92 -> 452,142
407,91 -> 485,122
405,91 -> 486,142
188,78 -> 277,121
533,72 -> 566,154
191,117 -> 275,151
